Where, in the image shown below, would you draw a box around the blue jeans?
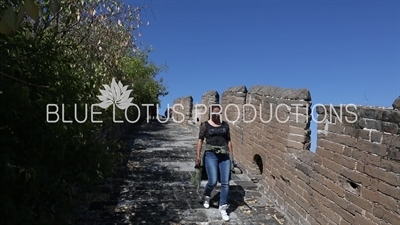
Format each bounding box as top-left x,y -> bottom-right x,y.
203,151 -> 231,206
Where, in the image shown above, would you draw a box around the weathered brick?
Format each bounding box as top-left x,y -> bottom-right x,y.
364,212 -> 383,225
355,161 -> 365,173
272,154 -> 285,168
302,189 -> 312,202
342,146 -> 353,157
289,120 -> 310,129
353,213 -> 376,225
323,158 -> 344,174
380,209 -> 400,224
274,178 -> 285,192
290,113 -> 309,123
370,131 -> 382,143
358,118 -> 380,130
317,113 -> 330,123
356,139 -> 386,156
345,191 -> 373,212
382,121 -> 399,134
295,181 -> 311,199
324,178 -> 345,197
271,121 -> 286,131
310,178 -> 335,201
364,165 -> 398,186
331,192 -> 349,210
298,216 -> 311,225
322,139 -> 344,153
376,180 -> 400,200
313,172 -> 325,184
387,146 -> 400,161
296,166 -> 312,182
288,133 -> 308,143
290,104 -> 309,114
382,133 -> 400,147
347,201 -> 363,215
332,153 -> 356,170
351,150 -> 381,166
281,189 -> 296,208
330,200 -> 354,224
287,139 -> 304,149
310,205 -> 331,225
317,121 -> 326,130
328,123 -> 345,134
274,134 -> 287,147
273,126 -> 285,135
361,188 -> 398,211
284,167 -> 298,181
316,146 -> 334,159
290,181 -> 304,195
295,194 -> 310,213
284,186 -> 299,203
343,126 -> 356,136
341,168 -> 371,187
380,159 -> 400,173
287,205 -> 303,222
293,201 -> 308,218
289,126 -> 310,137
314,154 -> 323,165
339,218 -> 351,225
319,202 -> 341,224
372,203 -> 385,219
307,213 -> 320,225
354,129 -> 370,140
276,111 -> 290,122
275,195 -> 285,209
310,191 -> 339,224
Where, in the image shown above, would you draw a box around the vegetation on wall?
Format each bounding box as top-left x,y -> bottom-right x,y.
0,0 -> 167,224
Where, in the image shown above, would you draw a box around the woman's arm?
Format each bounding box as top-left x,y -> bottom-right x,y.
226,123 -> 233,158
196,139 -> 203,160
228,140 -> 233,158
196,123 -> 207,164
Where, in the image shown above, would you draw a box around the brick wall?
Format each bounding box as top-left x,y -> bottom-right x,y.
200,90 -> 220,123
221,85 -> 314,225
172,96 -> 193,125
314,105 -> 400,225
172,87 -> 400,225
191,104 -> 205,124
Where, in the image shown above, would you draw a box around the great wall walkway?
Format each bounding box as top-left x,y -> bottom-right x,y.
76,121 -> 288,225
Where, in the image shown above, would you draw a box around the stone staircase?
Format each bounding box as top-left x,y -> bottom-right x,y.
75,121 -> 289,225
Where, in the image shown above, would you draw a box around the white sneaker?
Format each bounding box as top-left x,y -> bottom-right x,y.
219,204 -> 229,221
203,196 -> 210,209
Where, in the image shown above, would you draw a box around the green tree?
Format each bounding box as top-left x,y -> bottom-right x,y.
123,52 -> 169,106
0,0 -> 168,224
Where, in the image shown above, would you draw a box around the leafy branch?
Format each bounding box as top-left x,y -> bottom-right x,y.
0,71 -> 49,88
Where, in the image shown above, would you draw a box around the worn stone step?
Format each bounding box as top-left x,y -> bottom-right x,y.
75,121 -> 285,225
232,180 -> 259,190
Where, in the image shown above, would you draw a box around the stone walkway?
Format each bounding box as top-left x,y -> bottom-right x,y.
76,121 -> 288,225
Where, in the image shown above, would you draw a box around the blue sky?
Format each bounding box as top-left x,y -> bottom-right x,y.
128,0 -> 399,152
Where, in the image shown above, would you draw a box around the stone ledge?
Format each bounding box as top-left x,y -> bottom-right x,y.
316,105 -> 400,125
248,85 -> 311,101
202,90 -> 219,96
393,96 -> 400,110
223,85 -> 248,94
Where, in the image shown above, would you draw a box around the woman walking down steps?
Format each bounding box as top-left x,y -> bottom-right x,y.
193,105 -> 235,222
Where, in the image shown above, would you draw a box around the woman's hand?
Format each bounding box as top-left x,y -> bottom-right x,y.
195,139 -> 203,167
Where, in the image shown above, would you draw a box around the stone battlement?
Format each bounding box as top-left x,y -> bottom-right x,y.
172,85 -> 400,225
